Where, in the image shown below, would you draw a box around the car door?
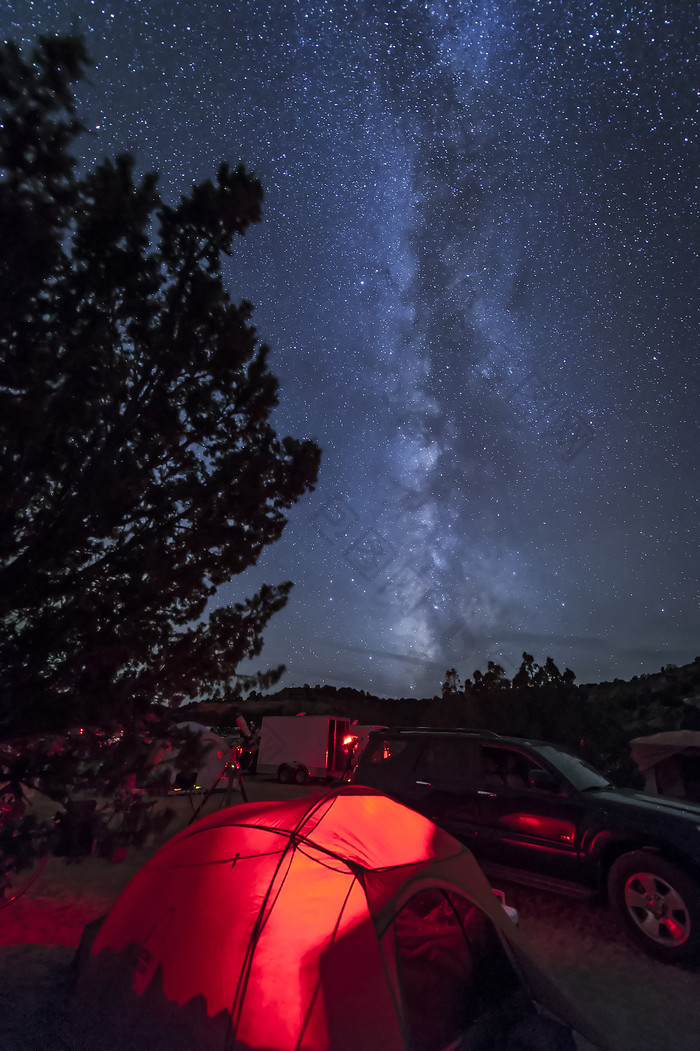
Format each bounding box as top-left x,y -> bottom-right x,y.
409,736 -> 481,848
473,745 -> 584,882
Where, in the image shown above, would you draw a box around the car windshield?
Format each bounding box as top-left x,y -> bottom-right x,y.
535,745 -> 611,790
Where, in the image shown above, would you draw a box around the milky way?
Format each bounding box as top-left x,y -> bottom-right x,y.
6,1 -> 699,696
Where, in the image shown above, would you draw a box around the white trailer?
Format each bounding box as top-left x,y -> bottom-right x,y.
256,715 -> 352,784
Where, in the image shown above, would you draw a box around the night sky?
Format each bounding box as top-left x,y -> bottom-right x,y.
6,1 -> 699,697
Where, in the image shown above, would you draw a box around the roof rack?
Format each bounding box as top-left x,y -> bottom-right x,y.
368,726 -> 503,738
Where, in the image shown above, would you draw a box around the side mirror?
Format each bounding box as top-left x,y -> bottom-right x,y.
528,769 -> 560,793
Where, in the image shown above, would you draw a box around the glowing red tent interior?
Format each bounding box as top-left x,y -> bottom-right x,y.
74,785 -> 599,1051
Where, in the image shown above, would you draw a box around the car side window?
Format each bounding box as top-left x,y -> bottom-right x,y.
414,737 -> 478,789
480,746 -> 556,792
361,737 -> 410,764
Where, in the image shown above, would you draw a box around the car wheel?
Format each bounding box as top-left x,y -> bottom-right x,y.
294,766 -> 309,786
607,851 -> 700,961
278,765 -> 294,784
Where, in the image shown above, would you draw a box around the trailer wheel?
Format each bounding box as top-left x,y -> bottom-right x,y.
294,766 -> 309,786
278,765 -> 294,784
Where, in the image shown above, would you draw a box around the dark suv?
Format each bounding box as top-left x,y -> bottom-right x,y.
352,727 -> 700,962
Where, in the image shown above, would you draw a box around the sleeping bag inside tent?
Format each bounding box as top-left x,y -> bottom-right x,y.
73,785 -> 604,1051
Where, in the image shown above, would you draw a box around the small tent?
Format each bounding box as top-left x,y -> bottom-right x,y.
73,786 -> 604,1051
630,730 -> 700,801
157,721 -> 231,792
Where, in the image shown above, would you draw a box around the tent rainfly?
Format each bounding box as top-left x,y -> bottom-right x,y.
72,785 -> 606,1051
158,721 -> 231,792
630,730 -> 700,801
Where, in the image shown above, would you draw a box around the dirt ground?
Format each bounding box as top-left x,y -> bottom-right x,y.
1,779 -> 700,1051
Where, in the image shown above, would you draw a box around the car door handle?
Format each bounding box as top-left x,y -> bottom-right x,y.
415,780 -> 431,786
478,790 -> 497,797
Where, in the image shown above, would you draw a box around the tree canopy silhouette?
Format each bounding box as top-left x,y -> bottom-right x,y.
0,36 -> 320,740
512,652 -> 576,690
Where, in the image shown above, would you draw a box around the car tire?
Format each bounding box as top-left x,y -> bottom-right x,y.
294,766 -> 309,786
278,765 -> 294,784
607,851 -> 700,962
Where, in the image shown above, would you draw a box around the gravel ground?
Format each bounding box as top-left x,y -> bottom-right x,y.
1,782 -> 699,1051
501,881 -> 700,1051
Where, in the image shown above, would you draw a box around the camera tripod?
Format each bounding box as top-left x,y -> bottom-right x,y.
187,745 -> 248,826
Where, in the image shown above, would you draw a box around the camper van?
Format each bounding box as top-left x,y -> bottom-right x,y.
256,715 -> 353,784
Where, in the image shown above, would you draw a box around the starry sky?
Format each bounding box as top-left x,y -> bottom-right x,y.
6,1 -> 699,697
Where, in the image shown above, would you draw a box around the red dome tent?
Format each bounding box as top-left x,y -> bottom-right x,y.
73,785 -> 603,1051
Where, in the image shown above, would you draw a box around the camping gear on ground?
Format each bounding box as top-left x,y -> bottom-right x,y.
630,730 -> 700,802
72,785 -> 606,1051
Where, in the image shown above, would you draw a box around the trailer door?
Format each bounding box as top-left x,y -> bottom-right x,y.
327,718 -> 351,774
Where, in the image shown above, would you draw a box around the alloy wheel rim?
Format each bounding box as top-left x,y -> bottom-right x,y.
624,871 -> 691,946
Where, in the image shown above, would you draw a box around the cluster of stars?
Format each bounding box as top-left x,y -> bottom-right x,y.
5,0 -> 698,696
